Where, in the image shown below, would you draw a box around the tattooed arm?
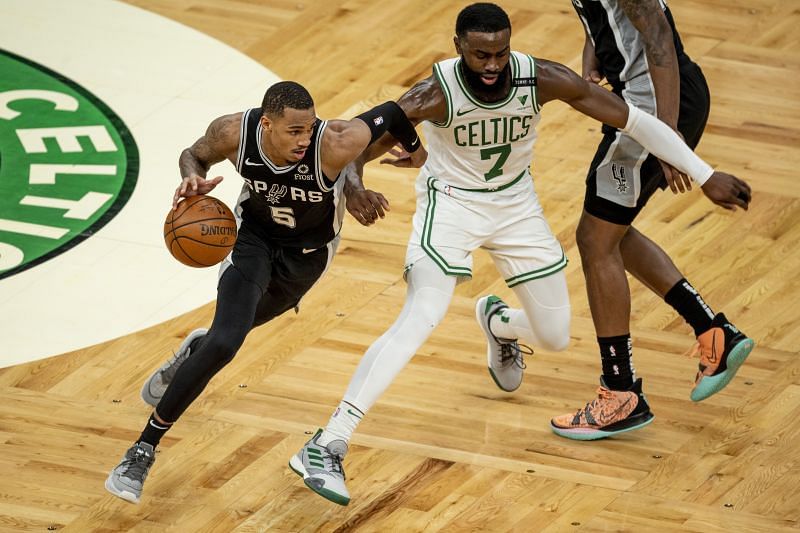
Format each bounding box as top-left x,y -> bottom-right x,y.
618,0 -> 679,129
173,113 -> 241,208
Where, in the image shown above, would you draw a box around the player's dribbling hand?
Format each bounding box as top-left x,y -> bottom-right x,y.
701,171 -> 752,211
173,174 -> 224,209
379,143 -> 428,168
346,189 -> 390,226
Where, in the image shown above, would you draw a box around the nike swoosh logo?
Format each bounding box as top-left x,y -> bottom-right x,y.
302,248 -> 318,254
456,107 -> 478,116
244,157 -> 264,166
346,409 -> 363,419
149,419 -> 169,430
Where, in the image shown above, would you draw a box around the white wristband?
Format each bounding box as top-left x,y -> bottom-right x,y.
623,103 -> 713,186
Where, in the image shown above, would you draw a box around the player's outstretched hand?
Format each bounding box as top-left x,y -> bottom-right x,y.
379,143 -> 428,168
173,175 -> 224,209
701,171 -> 752,211
346,189 -> 390,226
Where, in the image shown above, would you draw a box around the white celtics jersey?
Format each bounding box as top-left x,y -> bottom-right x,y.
421,51 -> 541,191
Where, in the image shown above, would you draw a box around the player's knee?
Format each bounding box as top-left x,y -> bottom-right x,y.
411,287 -> 450,328
202,331 -> 246,367
532,315 -> 570,352
540,328 -> 570,352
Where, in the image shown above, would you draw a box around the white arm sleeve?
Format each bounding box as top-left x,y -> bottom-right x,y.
622,103 -> 714,186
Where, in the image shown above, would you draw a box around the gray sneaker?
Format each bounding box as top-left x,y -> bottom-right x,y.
104,442 -> 156,504
289,429 -> 350,506
475,295 -> 532,392
141,328 -> 207,406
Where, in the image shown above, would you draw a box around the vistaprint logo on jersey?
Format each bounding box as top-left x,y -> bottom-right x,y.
0,50 -> 138,279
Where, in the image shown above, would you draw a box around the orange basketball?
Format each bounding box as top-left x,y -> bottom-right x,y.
163,195 -> 237,267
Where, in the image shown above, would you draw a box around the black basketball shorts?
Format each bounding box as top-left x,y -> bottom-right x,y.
583,61 -> 711,226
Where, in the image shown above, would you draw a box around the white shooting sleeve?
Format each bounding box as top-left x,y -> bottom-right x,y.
622,103 -> 714,186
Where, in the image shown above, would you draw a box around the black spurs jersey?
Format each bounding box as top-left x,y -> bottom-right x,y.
571,0 -> 692,94
233,108 -> 345,250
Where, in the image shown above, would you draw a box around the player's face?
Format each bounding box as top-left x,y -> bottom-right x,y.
262,107 -> 316,164
455,29 -> 511,88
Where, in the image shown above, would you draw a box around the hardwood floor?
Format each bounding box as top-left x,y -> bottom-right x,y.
2,0 -> 799,530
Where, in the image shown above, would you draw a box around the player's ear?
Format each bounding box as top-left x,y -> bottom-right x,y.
260,114 -> 273,133
453,35 -> 462,55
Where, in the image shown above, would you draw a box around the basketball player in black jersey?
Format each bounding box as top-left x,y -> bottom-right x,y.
550,0 -> 756,440
104,81 -> 426,504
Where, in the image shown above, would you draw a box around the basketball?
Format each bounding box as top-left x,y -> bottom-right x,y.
163,195 -> 237,267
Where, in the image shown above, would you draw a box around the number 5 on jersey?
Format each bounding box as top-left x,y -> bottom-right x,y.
270,206 -> 296,228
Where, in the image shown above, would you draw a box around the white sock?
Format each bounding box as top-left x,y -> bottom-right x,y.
320,401 -> 364,446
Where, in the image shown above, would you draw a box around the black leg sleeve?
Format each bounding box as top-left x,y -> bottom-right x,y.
155,266 -> 263,422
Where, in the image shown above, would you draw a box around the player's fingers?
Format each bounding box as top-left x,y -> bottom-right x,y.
681,172 -> 692,192
377,193 -> 390,211
372,201 -> 385,219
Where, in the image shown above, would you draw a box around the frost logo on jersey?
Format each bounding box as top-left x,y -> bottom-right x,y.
0,51 -> 138,279
263,184 -> 287,204
611,163 -> 628,193
294,163 -> 313,181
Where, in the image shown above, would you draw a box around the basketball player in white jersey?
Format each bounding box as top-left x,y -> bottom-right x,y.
290,3 -> 751,505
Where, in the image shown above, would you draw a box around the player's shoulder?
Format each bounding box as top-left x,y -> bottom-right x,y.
205,111 -> 245,150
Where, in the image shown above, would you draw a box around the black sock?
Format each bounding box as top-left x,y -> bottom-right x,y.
664,278 -> 715,336
138,413 -> 173,448
599,334 -> 634,390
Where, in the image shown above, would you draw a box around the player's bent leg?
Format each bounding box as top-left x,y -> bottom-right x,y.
292,257 -> 456,505
619,226 -> 682,297
475,272 -> 570,392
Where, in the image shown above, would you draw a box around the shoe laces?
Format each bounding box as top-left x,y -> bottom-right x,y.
574,387 -> 615,418
322,448 -> 346,479
121,446 -> 154,480
498,340 -> 531,370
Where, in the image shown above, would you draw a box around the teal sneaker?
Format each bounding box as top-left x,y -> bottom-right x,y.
690,314 -> 755,402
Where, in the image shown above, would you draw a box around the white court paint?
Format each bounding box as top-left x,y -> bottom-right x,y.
0,0 -> 280,367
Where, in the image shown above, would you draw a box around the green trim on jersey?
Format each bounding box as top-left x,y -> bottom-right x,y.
453,54 -> 520,109
431,169 -> 528,193
431,63 -> 453,128
421,177 -> 472,278
505,248 -> 568,287
527,55 -> 541,113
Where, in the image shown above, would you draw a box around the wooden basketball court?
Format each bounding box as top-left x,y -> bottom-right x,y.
2,0 -> 799,530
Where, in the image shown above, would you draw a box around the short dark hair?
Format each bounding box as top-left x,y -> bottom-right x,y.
456,3 -> 511,38
261,81 -> 314,117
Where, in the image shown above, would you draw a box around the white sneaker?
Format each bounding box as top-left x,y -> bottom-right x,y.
140,328 -> 207,406
475,295 -> 531,392
289,429 -> 350,506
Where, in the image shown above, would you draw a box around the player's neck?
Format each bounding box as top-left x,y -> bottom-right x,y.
260,138 -> 292,167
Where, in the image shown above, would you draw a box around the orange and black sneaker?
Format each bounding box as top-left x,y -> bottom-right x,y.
550,378 -> 654,441
689,313 -> 755,402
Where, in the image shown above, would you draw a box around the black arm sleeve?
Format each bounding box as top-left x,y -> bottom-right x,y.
355,101 -> 420,153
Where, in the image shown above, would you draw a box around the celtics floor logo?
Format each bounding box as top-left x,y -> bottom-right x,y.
0,49 -> 138,279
